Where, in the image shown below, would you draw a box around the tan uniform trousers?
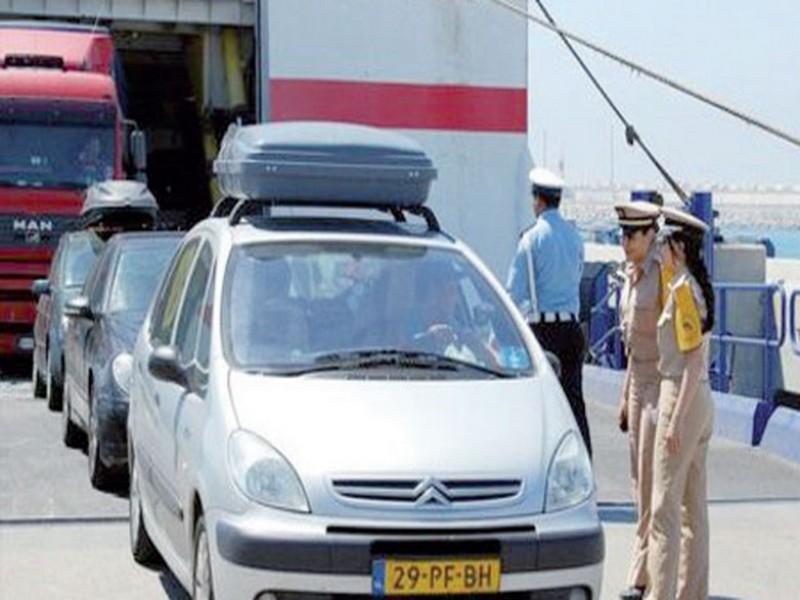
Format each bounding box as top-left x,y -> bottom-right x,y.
647,378 -> 714,600
625,359 -> 660,588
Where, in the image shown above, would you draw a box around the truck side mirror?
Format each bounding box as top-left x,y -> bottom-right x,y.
31,279 -> 50,298
130,130 -> 148,174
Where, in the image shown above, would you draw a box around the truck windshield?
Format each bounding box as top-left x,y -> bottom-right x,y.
223,242 -> 534,377
0,123 -> 115,189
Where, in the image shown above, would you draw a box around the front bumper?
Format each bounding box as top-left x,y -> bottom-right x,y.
207,504 -> 603,599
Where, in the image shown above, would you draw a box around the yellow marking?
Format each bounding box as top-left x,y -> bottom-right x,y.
674,282 -> 703,352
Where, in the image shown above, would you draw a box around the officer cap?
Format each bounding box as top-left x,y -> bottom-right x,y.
529,167 -> 564,199
660,206 -> 709,237
614,201 -> 660,228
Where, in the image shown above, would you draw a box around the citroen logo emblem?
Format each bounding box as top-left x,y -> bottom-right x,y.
414,477 -> 451,507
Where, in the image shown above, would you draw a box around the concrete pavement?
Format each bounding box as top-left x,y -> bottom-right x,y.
2,370 -> 799,599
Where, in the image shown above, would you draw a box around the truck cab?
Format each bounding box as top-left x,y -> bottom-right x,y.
0,21 -> 138,356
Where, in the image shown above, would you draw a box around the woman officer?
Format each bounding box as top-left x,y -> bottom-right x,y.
647,207 -> 715,600
614,201 -> 663,600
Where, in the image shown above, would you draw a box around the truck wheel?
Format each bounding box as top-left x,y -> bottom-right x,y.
46,352 -> 63,411
192,515 -> 215,600
129,451 -> 162,567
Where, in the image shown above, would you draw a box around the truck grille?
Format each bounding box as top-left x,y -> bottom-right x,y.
331,477 -> 522,507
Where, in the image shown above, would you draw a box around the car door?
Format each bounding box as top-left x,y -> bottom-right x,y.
70,249 -> 113,428
158,241 -> 214,562
34,239 -> 63,374
136,238 -> 200,548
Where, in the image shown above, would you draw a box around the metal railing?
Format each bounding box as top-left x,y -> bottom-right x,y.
790,289 -> 800,358
710,282 -> 786,399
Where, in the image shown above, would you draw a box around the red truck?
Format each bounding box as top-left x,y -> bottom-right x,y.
0,21 -> 145,357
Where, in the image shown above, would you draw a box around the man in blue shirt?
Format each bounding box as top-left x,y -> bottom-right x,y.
507,167 -> 592,455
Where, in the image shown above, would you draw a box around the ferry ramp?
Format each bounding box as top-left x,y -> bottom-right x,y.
1,369 -> 799,599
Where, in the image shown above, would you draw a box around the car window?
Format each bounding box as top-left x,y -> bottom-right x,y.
61,235 -> 104,288
82,248 -> 112,310
150,239 -> 200,346
223,242 -> 533,376
174,242 -> 213,365
195,268 -> 215,373
106,239 -> 181,314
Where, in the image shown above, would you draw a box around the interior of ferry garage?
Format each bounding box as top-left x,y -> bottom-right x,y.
0,0 -> 258,229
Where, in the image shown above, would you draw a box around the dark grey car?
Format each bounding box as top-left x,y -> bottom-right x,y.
62,231 -> 181,489
32,231 -> 105,410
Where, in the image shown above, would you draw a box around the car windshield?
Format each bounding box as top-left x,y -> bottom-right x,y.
0,124 -> 115,189
106,240 -> 179,314
63,235 -> 104,288
223,242 -> 533,376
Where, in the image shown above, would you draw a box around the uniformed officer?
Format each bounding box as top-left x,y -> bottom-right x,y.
507,167 -> 591,455
647,207 -> 715,600
614,201 -> 663,600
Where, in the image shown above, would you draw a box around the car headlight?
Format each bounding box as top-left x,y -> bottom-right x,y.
545,431 -> 594,512
228,430 -> 310,513
111,352 -> 134,394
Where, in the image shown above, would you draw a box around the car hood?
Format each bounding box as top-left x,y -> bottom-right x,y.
228,371 -> 567,517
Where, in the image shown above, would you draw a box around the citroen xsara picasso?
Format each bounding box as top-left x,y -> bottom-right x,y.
127,122 -> 603,599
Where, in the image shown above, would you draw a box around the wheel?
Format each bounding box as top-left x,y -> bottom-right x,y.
61,382 -> 83,449
45,352 -> 63,411
129,450 -> 162,567
32,351 -> 46,399
88,394 -> 113,490
192,515 -> 215,600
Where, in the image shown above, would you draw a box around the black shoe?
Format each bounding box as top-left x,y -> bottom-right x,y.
619,587 -> 645,600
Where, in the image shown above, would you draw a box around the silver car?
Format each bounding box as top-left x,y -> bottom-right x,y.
127,212 -> 603,599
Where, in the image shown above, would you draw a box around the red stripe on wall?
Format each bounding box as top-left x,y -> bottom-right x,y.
271,79 -> 527,133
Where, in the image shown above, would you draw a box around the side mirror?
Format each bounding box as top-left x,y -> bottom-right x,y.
64,296 -> 93,320
148,345 -> 188,387
544,351 -> 562,379
130,130 -> 148,174
31,279 -> 50,298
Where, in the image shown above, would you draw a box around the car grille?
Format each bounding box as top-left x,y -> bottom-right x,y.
331,477 -> 523,507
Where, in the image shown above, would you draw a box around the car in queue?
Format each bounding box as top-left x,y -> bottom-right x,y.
32,231 -> 105,410
127,122 -> 603,600
62,231 -> 182,489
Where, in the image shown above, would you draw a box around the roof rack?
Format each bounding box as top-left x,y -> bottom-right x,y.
227,198 -> 441,232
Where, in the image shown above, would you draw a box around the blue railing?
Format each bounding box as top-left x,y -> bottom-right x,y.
711,282 -> 786,445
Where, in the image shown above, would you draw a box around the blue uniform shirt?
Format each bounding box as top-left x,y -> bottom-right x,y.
506,208 -> 584,320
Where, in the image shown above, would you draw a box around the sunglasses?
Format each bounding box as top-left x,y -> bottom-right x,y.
621,225 -> 652,239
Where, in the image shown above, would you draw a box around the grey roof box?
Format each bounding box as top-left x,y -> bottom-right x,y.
213,121 -> 437,207
81,180 -> 158,220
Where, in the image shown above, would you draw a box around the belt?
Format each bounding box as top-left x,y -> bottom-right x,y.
530,311 -> 578,324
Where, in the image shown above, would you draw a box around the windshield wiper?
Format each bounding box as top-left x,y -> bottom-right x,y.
272,348 -> 515,378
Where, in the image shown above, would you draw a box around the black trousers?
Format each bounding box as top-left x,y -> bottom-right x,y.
531,321 -> 593,457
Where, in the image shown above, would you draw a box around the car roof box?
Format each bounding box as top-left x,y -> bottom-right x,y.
213,121 -> 437,207
81,180 -> 158,220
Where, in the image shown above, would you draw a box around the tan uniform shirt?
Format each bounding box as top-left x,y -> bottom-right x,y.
620,245 -> 662,367
657,270 -> 710,381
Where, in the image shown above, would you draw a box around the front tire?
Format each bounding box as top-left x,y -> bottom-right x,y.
88,396 -> 113,490
192,516 -> 214,600
61,382 -> 83,449
46,352 -> 63,411
32,351 -> 46,399
129,450 -> 162,567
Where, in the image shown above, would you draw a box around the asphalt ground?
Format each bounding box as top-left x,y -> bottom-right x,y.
1,362 -> 799,600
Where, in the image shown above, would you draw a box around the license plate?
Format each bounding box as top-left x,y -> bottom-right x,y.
372,557 -> 501,596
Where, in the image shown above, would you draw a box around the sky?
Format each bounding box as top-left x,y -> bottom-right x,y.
526,0 -> 800,188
